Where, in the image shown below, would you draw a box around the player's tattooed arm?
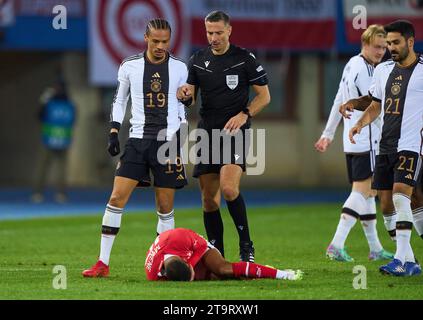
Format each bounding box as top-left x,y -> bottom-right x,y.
339,95 -> 372,118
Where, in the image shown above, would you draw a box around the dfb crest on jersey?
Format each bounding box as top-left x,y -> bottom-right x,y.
226,75 -> 238,90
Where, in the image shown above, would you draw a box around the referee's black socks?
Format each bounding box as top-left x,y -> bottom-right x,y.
226,193 -> 251,243
203,209 -> 225,257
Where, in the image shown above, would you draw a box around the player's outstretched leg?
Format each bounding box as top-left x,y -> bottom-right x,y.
83,176 -> 137,278
82,204 -> 122,278
202,248 -> 303,281
232,262 -> 303,281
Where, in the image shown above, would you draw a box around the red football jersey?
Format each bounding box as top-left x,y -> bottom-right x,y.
144,228 -> 209,280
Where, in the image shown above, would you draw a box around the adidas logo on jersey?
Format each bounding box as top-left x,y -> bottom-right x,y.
405,173 -> 413,180
152,72 -> 160,78
395,75 -> 403,81
177,174 -> 185,180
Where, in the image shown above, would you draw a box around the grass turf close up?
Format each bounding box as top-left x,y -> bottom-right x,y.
0,204 -> 422,300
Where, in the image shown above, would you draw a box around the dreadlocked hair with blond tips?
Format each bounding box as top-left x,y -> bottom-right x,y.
146,18 -> 172,35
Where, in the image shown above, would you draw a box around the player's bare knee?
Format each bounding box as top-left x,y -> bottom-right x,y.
202,192 -> 220,211
393,183 -> 413,198
380,200 -> 394,216
157,202 -> 173,214
202,196 -> 219,212
108,193 -> 126,208
221,186 -> 239,201
352,180 -> 372,198
215,263 -> 233,278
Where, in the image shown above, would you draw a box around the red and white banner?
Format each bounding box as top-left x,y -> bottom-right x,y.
344,0 -> 423,43
89,0 -> 190,86
190,0 -> 336,50
0,0 -> 15,27
16,0 -> 86,16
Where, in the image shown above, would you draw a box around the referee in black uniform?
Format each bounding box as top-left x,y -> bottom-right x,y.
177,11 -> 271,262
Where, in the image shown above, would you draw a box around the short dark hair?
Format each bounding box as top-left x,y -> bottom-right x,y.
384,20 -> 415,40
165,258 -> 192,281
205,10 -> 230,25
146,18 -> 171,35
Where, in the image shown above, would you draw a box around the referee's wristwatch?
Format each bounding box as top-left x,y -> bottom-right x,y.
242,108 -> 252,119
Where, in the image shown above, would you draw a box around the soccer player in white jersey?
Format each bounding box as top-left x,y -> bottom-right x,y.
350,20 -> 422,276
82,19 -> 190,277
315,25 -> 394,262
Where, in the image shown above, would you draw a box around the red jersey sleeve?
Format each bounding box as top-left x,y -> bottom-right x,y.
165,229 -> 209,268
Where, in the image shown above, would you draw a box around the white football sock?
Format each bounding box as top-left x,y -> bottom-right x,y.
360,197 -> 383,252
331,213 -> 358,249
412,207 -> 423,237
383,211 -> 397,241
99,235 -> 115,266
331,191 -> 365,248
99,205 -> 123,266
361,219 -> 383,253
395,230 -> 414,264
276,270 -> 294,280
157,210 -> 175,234
393,193 -> 414,264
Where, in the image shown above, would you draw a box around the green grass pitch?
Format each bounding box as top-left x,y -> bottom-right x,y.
1,204 -> 422,300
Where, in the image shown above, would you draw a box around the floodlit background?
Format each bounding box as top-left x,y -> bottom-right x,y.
0,0 -> 422,214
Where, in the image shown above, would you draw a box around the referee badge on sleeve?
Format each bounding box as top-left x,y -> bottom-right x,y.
226,75 -> 239,90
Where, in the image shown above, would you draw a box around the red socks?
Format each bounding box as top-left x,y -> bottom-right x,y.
232,262 -> 277,279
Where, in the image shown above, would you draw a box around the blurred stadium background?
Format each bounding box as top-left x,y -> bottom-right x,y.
0,0 -> 422,212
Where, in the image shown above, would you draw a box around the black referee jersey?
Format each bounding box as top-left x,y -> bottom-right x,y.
187,44 -> 268,129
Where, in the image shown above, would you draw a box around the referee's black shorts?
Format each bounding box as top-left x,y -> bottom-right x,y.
192,126 -> 250,178
116,134 -> 187,189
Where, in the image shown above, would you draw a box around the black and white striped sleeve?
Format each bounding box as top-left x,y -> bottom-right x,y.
110,63 -> 130,127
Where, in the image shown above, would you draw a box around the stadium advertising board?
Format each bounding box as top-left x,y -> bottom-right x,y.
343,0 -> 423,44
88,0 -> 190,86
16,0 -> 86,16
190,0 -> 337,50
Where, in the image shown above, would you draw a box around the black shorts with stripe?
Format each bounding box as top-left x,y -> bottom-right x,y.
116,134 -> 187,189
192,126 -> 250,178
372,151 -> 421,190
345,152 -> 375,184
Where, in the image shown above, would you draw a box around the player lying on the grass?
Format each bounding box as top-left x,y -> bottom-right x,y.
145,228 -> 303,281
